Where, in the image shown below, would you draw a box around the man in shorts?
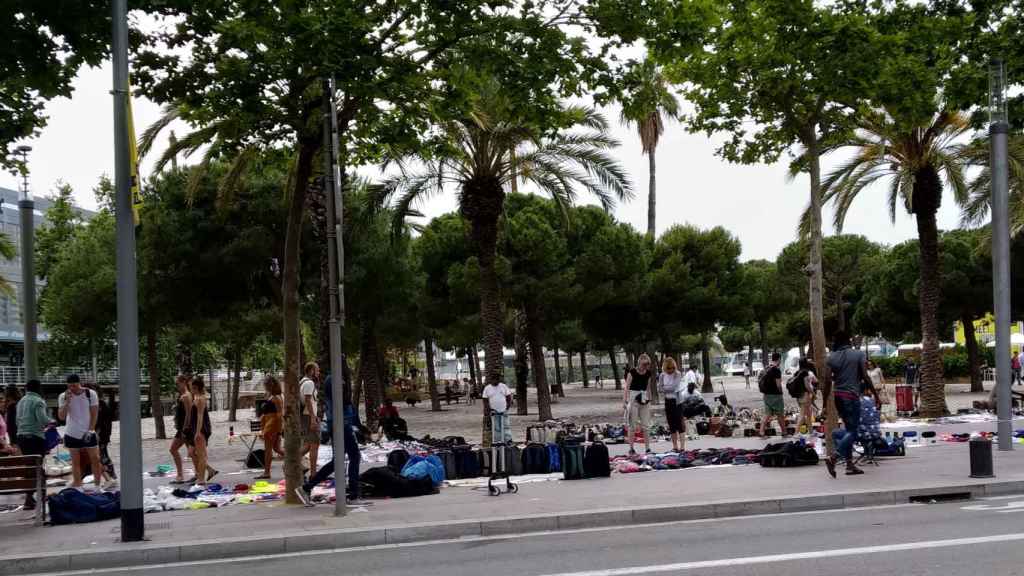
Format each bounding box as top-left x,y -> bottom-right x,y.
759,353 -> 787,437
59,374 -> 111,490
299,362 -> 321,477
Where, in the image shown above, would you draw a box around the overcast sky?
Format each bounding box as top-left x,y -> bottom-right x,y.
0,62 -> 970,262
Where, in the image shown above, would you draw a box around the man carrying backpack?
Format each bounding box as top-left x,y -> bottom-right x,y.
758,353 -> 787,437
59,374 -> 111,490
826,331 -> 867,477
787,358 -> 818,434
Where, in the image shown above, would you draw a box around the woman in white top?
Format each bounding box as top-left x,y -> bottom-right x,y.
867,360 -> 893,421
658,357 -> 685,452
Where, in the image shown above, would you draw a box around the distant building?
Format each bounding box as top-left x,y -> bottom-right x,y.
0,186 -> 96,365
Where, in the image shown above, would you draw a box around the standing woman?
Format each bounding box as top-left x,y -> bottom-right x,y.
257,375 -> 284,479
658,357 -> 684,452
623,353 -> 654,456
866,360 -> 892,421
169,375 -> 192,484
795,358 -> 819,434
188,376 -> 216,487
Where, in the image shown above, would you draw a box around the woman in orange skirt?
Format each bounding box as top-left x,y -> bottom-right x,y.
257,375 -> 284,479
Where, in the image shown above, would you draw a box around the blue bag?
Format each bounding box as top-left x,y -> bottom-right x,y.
44,426 -> 61,451
401,455 -> 445,486
49,489 -> 121,525
547,443 -> 561,473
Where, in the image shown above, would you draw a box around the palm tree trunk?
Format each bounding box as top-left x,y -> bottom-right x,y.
580,351 -> 589,388
514,311 -> 530,416
962,311 -> 983,393
467,347 -> 478,393
525,304 -> 552,421
647,149 -> 657,240
701,335 -> 714,393
229,350 -> 241,422
803,126 -> 836,456
553,343 -> 563,397
425,335 -> 441,411
567,349 -> 574,386
282,140 -> 317,504
147,328 -> 166,440
359,321 -> 382,432
916,194 -> 948,417
610,349 -> 622,390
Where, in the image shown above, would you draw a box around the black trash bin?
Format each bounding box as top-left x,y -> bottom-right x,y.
969,438 -> 994,478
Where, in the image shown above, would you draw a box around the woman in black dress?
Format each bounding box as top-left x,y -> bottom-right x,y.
188,376 -> 216,486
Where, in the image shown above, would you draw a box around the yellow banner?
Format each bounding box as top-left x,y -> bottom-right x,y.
126,78 -> 142,225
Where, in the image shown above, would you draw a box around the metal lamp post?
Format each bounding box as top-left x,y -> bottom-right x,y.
14,145 -> 36,382
989,58 -> 1012,452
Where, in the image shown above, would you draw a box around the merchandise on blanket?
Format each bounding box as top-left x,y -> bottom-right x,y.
758,441 -> 819,467
871,436 -> 906,457
583,442 -> 611,478
605,425 -> 626,443
616,461 -> 642,474
661,455 -> 680,469
522,442 -> 550,475
387,449 -> 410,472
562,444 -> 585,480
359,466 -> 436,498
49,488 -> 121,525
547,443 -> 562,473
249,480 -> 283,494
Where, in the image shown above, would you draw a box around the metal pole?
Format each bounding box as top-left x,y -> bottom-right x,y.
990,58 -> 1012,452
113,0 -> 144,539
15,146 -> 36,382
323,78 -> 347,516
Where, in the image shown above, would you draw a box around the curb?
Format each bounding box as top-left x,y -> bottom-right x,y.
6,479 -> 1024,575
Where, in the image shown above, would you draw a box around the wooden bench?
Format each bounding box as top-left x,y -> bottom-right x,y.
0,455 -> 45,525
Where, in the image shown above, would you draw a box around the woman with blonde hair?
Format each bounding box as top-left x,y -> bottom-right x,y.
256,375 -> 285,479
623,353 -> 654,456
658,357 -> 685,452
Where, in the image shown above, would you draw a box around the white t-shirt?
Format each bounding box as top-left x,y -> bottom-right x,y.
59,389 -> 98,440
482,383 -> 511,413
684,370 -> 699,387
299,377 -> 318,418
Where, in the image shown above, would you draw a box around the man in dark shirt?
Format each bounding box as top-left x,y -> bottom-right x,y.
826,331 -> 867,477
759,352 -> 787,437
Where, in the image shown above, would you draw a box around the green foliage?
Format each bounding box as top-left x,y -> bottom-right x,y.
35,182 -> 81,282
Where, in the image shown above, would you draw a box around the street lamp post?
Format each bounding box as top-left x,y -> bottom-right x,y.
14,145 -> 36,382
989,58 -> 1012,452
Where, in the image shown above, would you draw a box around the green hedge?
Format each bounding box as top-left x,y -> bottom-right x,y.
870,346 -> 991,380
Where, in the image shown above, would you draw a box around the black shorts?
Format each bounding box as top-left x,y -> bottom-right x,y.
64,434 -> 98,450
16,435 -> 48,457
664,399 -> 684,433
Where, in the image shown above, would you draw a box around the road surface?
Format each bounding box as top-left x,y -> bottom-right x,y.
41,492 -> 1024,576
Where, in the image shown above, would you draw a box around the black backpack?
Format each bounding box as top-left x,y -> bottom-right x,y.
387,449 -> 410,472
522,443 -> 550,474
786,370 -> 807,399
246,449 -> 266,469
583,442 -> 611,478
453,446 -> 481,478
757,369 -> 773,394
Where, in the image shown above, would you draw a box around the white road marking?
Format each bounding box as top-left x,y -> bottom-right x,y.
961,500 -> 1024,512
530,533 -> 1024,576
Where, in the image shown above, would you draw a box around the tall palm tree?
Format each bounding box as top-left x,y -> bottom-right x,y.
820,108 -> 970,417
619,58 -> 680,240
377,80 -> 632,441
959,134 -> 1024,233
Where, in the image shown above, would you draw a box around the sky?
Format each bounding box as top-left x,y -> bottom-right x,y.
0,62 -> 969,262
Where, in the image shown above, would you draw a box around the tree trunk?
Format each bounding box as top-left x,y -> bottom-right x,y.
701,336 -> 714,393
282,140 -> 317,504
647,148 -> 657,240
525,305 -> 553,422
360,321 -> 382,431
759,321 -> 769,372
580,351 -> 589,388
610,349 -> 622,390
553,344 -> 563,397
514,311 -> 530,416
915,169 -> 947,417
229,350 -> 241,422
425,335 -> 441,411
567,349 -> 574,386
962,311 -> 983,393
467,347 -> 478,393
803,127 -> 836,457
147,328 -> 166,440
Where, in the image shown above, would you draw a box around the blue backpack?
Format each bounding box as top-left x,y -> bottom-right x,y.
49,489 -> 121,525
401,455 -> 445,486
546,444 -> 561,473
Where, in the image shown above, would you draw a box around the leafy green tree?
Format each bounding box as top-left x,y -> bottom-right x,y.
649,225 -> 743,391
942,229 -> 992,392
35,182 -> 81,282
618,56 -> 680,239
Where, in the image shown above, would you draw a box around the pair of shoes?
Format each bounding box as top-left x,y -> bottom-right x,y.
294,486 -> 314,507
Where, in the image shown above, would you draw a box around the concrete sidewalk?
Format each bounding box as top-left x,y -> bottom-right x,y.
4,441 -> 1024,575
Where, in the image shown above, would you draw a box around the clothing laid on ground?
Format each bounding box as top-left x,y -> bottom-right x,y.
482,383 -> 511,414
15,392 -> 47,439
260,395 -> 283,437
59,389 -> 98,441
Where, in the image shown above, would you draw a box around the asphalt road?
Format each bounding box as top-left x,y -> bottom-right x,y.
45,493 -> 1024,576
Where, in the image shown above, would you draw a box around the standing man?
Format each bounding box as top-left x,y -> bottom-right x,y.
482,380 -> 513,445
299,362 -> 321,477
59,374 -> 110,490
758,353 -> 787,437
826,331 -> 867,478
295,368 -> 365,506
1012,351 -> 1021,386
15,379 -> 49,509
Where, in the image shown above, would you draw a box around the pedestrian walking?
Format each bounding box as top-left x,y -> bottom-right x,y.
187,376 -> 216,487
1012,352 -> 1021,386
623,353 -> 654,456
15,379 -> 49,509
826,331 -> 867,478
789,358 -> 818,434
256,375 -> 284,480
593,367 -> 602,389
299,362 -> 322,477
295,369 -> 366,506
58,374 -> 111,490
758,353 -> 787,437
658,357 -> 684,452
169,375 -> 193,484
